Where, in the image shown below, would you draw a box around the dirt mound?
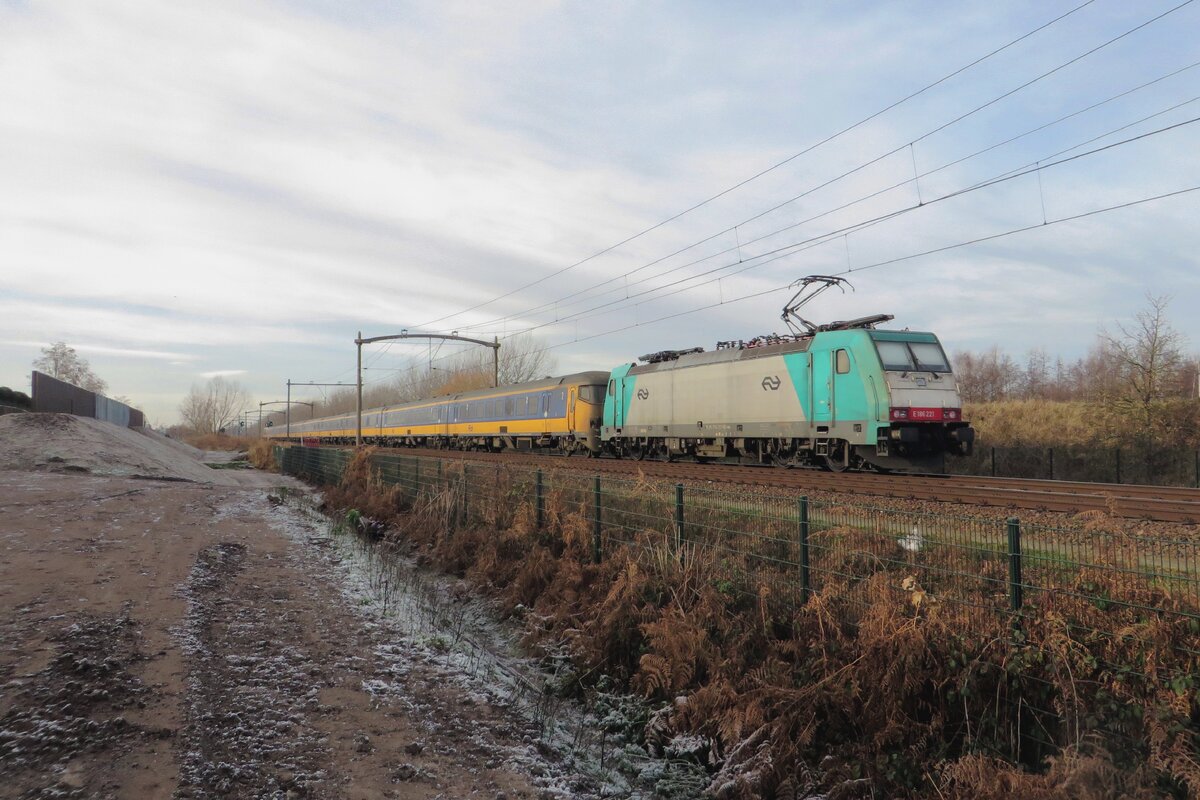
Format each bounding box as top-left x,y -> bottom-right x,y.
139,427 -> 204,459
0,413 -> 243,484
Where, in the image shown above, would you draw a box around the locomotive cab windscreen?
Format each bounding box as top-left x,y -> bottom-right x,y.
872,338 -> 952,374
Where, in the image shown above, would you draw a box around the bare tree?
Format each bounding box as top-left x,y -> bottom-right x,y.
496,332 -> 556,384
1020,348 -> 1050,399
33,342 -> 108,393
179,376 -> 251,434
309,333 -> 560,418
951,347 -> 1019,402
1102,295 -> 1186,407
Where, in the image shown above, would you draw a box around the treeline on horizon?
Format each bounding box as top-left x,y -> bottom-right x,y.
953,296 -> 1200,448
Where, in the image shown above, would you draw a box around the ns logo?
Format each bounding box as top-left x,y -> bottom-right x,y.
761,375 -> 782,391
636,388 -> 650,400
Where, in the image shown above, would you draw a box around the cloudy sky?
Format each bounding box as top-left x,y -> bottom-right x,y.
2,0 -> 1197,424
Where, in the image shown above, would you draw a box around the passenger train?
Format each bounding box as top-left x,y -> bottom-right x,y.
266,325 -> 974,473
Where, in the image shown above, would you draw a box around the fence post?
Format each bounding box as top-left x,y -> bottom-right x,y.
592,476 -> 602,564
460,465 -> 469,527
990,446 -> 996,477
1048,447 -> 1054,480
1007,517 -> 1023,612
413,457 -> 420,498
1115,448 -> 1122,484
535,469 -> 544,530
799,496 -> 811,604
1195,450 -> 1198,489
674,484 -> 685,558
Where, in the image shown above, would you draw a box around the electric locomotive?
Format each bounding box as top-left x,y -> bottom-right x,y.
600,326 -> 973,471
600,277 -> 974,471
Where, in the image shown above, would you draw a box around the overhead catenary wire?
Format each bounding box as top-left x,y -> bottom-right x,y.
349,174 -> 1197,393
442,69 -> 1200,338
534,185 -> 1200,354
342,99 -> 1200,387
447,113 -> 1200,340
315,3 -> 1197,387
435,2 -> 1200,339
412,0 -> 1103,331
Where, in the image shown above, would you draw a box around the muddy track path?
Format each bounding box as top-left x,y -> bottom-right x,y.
0,473 -> 592,799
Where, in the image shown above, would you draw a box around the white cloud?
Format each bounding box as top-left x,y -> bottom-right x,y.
0,0 -> 1197,423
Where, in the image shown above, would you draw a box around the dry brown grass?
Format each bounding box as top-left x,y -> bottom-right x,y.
182,432 -> 249,452
308,452 -> 1200,799
967,398 -> 1200,448
247,438 -> 276,470
965,400 -> 1110,447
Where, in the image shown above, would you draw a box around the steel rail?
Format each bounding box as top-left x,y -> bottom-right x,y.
307,445 -> 1200,523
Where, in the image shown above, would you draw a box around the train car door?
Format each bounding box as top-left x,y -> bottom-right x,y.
567,386 -> 577,432
831,348 -> 867,422
541,391 -> 552,434
812,350 -> 834,424
613,378 -> 622,428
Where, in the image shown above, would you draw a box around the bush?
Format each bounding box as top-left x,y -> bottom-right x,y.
0,386 -> 32,410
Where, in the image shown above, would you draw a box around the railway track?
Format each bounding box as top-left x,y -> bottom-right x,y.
349,446 -> 1200,524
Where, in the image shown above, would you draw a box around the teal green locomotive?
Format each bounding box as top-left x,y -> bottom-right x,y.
601,326 -> 974,472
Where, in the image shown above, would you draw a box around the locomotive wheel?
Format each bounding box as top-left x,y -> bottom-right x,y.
823,455 -> 849,473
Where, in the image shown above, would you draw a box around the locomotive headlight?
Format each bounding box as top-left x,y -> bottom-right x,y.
889,407 -> 909,421
944,408 -> 961,421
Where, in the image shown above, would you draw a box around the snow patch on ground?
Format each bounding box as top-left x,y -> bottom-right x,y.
260,492 -> 709,798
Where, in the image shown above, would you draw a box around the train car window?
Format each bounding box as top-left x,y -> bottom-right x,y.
909,342 -> 951,372
875,341 -> 915,371
836,349 -> 850,374
607,379 -> 615,396
504,397 -> 512,415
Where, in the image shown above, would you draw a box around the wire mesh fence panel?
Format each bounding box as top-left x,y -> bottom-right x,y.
674,486 -> 806,616
949,444 -> 1200,486
270,448 -> 1200,785
276,445 -> 350,485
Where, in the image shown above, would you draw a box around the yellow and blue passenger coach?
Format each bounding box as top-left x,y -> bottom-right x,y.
267,371 -> 611,454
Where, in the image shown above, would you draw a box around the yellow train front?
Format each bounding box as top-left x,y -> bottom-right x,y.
266,371 -> 611,455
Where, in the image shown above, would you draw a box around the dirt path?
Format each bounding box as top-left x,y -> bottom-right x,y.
0,472 -> 588,799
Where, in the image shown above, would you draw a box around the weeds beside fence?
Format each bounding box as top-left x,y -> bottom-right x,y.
275,445 -> 1200,798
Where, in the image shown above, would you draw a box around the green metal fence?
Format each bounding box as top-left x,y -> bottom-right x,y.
276,445 -> 1200,617
274,445 -> 1200,777
950,443 -> 1200,487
